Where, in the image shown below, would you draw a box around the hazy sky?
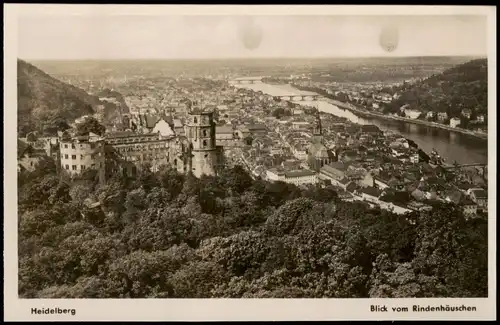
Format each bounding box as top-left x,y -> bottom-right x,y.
17,15 -> 488,60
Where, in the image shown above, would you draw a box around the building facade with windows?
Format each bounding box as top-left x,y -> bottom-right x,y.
59,132 -> 106,175
449,117 -> 461,128
467,188 -> 488,211
266,168 -> 318,186
104,131 -> 188,176
437,112 -> 448,122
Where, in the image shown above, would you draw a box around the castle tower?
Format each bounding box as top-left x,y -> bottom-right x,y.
185,108 -> 218,178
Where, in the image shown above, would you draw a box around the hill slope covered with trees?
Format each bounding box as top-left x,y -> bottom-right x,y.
18,161 -> 487,298
17,59 -> 101,136
384,59 -> 488,118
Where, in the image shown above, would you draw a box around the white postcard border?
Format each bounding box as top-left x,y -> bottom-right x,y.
4,4 -> 497,321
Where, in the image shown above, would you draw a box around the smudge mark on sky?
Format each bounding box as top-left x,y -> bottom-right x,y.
237,17 -> 263,51
379,25 -> 399,53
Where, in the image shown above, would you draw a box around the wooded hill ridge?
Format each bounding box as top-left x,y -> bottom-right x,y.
17,59 -> 100,136
384,59 -> 488,116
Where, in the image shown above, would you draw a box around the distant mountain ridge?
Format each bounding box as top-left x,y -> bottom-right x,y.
385,58 -> 488,117
17,59 -> 101,136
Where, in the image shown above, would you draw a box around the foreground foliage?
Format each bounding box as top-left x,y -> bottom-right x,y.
18,162 -> 487,298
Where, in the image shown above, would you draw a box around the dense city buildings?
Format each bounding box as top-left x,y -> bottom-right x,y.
17,63 -> 488,221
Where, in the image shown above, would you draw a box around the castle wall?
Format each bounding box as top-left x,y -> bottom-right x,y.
105,132 -> 187,176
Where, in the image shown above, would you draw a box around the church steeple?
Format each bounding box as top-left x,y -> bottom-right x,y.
312,110 -> 323,143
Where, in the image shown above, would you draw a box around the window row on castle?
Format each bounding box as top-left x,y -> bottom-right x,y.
106,137 -> 160,145
62,143 -> 100,149
63,152 -> 103,160
113,143 -> 168,152
63,162 -> 104,171
193,139 -> 213,147
123,154 -> 172,162
189,129 -> 213,138
192,117 -> 211,125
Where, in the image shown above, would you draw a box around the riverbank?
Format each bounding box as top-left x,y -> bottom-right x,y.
290,83 -> 488,141
322,98 -> 488,141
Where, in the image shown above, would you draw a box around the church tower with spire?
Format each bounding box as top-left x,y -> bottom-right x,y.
307,110 -> 335,172
311,110 -> 324,144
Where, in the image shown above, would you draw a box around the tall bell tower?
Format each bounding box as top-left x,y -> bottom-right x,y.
185,108 -> 218,177
311,110 -> 324,144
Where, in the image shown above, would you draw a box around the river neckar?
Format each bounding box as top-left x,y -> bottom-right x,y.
233,82 -> 488,165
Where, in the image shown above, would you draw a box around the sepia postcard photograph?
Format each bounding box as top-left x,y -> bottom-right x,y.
4,4 -> 496,321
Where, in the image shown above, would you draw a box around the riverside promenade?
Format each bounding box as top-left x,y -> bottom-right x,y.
325,98 -> 488,140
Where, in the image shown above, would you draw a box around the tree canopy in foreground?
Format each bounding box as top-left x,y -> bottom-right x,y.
18,162 -> 487,298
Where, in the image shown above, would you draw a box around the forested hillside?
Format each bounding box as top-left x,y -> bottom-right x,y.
17,59 -> 100,136
18,161 -> 488,298
384,59 -> 488,117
